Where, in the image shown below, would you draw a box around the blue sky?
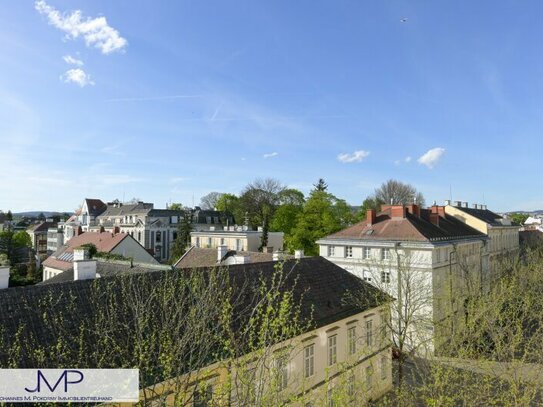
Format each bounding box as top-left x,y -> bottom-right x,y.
1,0 -> 541,212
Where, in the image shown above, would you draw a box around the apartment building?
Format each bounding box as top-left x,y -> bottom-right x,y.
0,257 -> 392,406
317,203 -> 489,354
27,221 -> 57,258
191,226 -> 284,252
444,201 -> 520,278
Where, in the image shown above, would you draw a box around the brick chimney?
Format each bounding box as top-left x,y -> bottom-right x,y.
367,209 -> 376,225
390,206 -> 406,219
430,205 -> 445,226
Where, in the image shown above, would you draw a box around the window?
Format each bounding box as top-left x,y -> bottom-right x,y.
236,238 -> 243,251
173,231 -> 178,240
366,366 -> 373,390
345,246 -> 353,258
275,355 -> 288,391
363,247 -> 371,259
220,238 -> 225,245
381,248 -> 390,260
328,245 -> 335,256
366,320 -> 373,347
195,237 -> 200,247
381,356 -> 388,380
137,231 -> 141,242
207,237 -> 212,247
380,314 -> 388,343
327,389 -> 335,407
381,271 -> 390,283
304,344 -> 315,378
328,335 -> 337,365
348,372 -> 356,399
193,383 -> 213,407
348,326 -> 356,355
362,269 -> 372,282
156,232 -> 161,243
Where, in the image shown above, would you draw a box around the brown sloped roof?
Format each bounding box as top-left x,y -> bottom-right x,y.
85,199 -> 107,216
27,222 -> 56,234
324,210 -> 485,242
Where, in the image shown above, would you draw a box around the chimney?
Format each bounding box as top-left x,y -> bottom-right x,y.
0,266 -> 9,289
444,200 -> 451,206
462,202 -> 468,208
455,201 -> 462,207
429,212 -> 440,227
295,249 -> 304,259
367,209 -> 376,225
73,259 -> 97,281
263,246 -> 274,254
73,248 -> 90,261
483,205 -> 487,210
273,251 -> 286,261
391,206 -> 406,219
232,255 -> 250,264
472,203 -> 478,209
218,245 -> 228,261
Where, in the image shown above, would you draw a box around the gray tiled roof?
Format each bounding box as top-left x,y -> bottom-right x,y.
0,257 -> 387,368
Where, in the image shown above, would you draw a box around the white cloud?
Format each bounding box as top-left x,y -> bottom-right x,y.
263,152 -> 278,159
60,68 -> 94,87
337,150 -> 370,163
405,156 -> 412,163
63,55 -> 83,66
35,0 -> 127,54
417,147 -> 445,169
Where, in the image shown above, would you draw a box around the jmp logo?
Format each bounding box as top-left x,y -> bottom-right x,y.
24,369 -> 84,393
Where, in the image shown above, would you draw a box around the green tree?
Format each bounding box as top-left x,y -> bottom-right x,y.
0,230 -> 31,265
168,203 -> 184,211
215,193 -> 241,224
199,192 -> 224,210
170,211 -> 193,263
37,212 -> 46,222
239,178 -> 285,229
356,196 -> 385,221
509,212 -> 529,225
6,210 -> 13,221
313,178 -> 328,192
288,191 -> 353,255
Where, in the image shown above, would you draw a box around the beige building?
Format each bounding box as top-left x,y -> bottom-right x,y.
191,227 -> 284,252
444,201 -> 519,279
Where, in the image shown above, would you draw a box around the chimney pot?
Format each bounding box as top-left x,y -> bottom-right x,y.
367,209 -> 376,225
295,249 -> 304,259
74,260 -> 97,281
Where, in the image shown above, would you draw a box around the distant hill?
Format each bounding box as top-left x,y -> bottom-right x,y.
505,210 -> 543,216
13,211 -> 69,218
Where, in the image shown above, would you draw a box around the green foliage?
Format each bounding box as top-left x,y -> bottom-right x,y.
79,243 -> 97,258
0,230 -> 31,265
313,178 -> 328,192
6,210 -> 13,221
93,252 -> 131,261
168,203 -> 184,211
13,231 -> 31,248
356,196 -> 385,221
239,178 -> 285,228
288,191 -> 353,255
215,193 -> 241,224
509,212 -> 529,225
169,211 -> 193,263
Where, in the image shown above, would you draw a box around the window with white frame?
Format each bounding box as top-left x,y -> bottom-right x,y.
366,320 -> 373,347
328,245 -> 335,256
328,335 -> 337,365
362,269 -> 372,282
381,356 -> 388,380
348,372 -> 356,399
381,271 -> 391,284
366,365 -> 373,390
363,246 -> 371,259
345,246 -> 353,258
381,248 -> 390,260
304,344 -> 314,378
348,326 -> 356,355
275,355 -> 288,391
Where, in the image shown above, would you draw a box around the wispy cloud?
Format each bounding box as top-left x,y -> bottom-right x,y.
394,156 -> 412,166
263,152 -> 279,159
35,0 -> 127,54
169,177 -> 189,184
418,147 -> 445,169
105,95 -> 205,102
60,68 -> 94,87
63,55 -> 84,66
337,150 -> 370,163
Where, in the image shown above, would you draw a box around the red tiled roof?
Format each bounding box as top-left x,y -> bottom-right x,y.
64,232 -> 128,253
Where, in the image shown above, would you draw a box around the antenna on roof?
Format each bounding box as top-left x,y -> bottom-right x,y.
449,184 -> 452,202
